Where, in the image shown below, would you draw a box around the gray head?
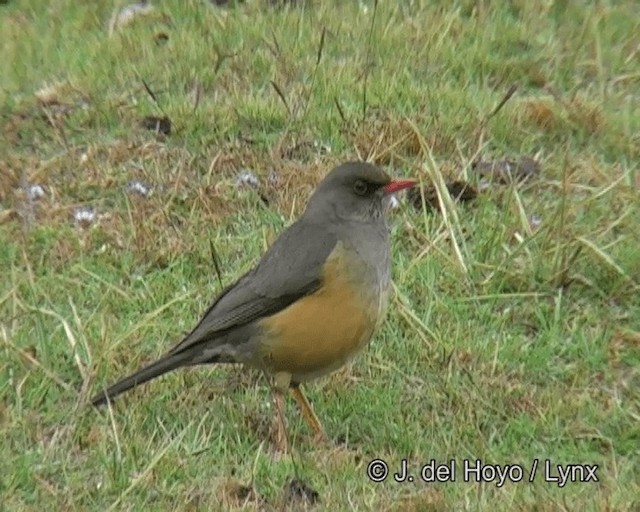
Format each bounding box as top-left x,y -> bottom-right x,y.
304,162 -> 415,222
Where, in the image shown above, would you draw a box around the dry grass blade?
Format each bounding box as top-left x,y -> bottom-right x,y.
105,401 -> 123,465
106,292 -> 192,355
141,78 -> 161,109
270,80 -> 291,116
29,304 -> 88,381
334,97 -> 347,124
2,336 -> 73,393
487,84 -> 518,122
576,236 -> 637,287
301,26 -> 326,118
511,186 -> 533,239
361,0 -> 379,124
138,75 -> 172,124
392,282 -> 441,347
209,238 -> 224,290
106,426 -> 190,512
68,297 -> 92,382
405,118 -> 469,274
76,266 -> 132,300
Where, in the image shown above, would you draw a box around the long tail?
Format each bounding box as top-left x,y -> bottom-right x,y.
90,350 -> 196,407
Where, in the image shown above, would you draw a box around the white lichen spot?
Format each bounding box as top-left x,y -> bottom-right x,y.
267,169 -> 280,186
74,207 -> 96,228
126,179 -> 152,197
478,179 -> 492,191
235,170 -> 260,189
26,184 -> 46,201
529,214 -> 542,230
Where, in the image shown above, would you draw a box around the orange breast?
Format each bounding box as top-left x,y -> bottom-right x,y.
258,245 -> 379,380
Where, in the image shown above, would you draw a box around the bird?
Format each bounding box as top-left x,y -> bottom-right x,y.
90,161 -> 415,452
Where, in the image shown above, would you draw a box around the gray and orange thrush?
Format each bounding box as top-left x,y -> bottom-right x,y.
91,162 -> 416,451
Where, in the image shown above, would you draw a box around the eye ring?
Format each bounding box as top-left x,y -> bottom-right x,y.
353,179 -> 368,196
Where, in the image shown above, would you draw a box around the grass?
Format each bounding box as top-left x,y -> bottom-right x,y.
1,0 -> 639,510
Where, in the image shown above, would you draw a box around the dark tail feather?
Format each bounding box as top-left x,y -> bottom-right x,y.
90,350 -> 195,407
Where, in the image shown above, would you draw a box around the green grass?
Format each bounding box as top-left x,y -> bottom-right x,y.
1,0 -> 639,510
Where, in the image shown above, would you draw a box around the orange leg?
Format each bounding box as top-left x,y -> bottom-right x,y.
290,385 -> 327,442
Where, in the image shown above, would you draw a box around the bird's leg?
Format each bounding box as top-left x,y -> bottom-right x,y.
272,389 -> 289,454
290,384 -> 327,443
271,372 -> 292,454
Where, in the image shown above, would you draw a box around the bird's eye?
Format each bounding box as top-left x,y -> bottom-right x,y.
353,180 -> 368,196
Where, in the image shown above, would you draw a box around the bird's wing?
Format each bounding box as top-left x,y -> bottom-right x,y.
169,219 -> 338,355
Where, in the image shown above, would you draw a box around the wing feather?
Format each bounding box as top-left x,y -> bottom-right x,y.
169,219 -> 337,355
